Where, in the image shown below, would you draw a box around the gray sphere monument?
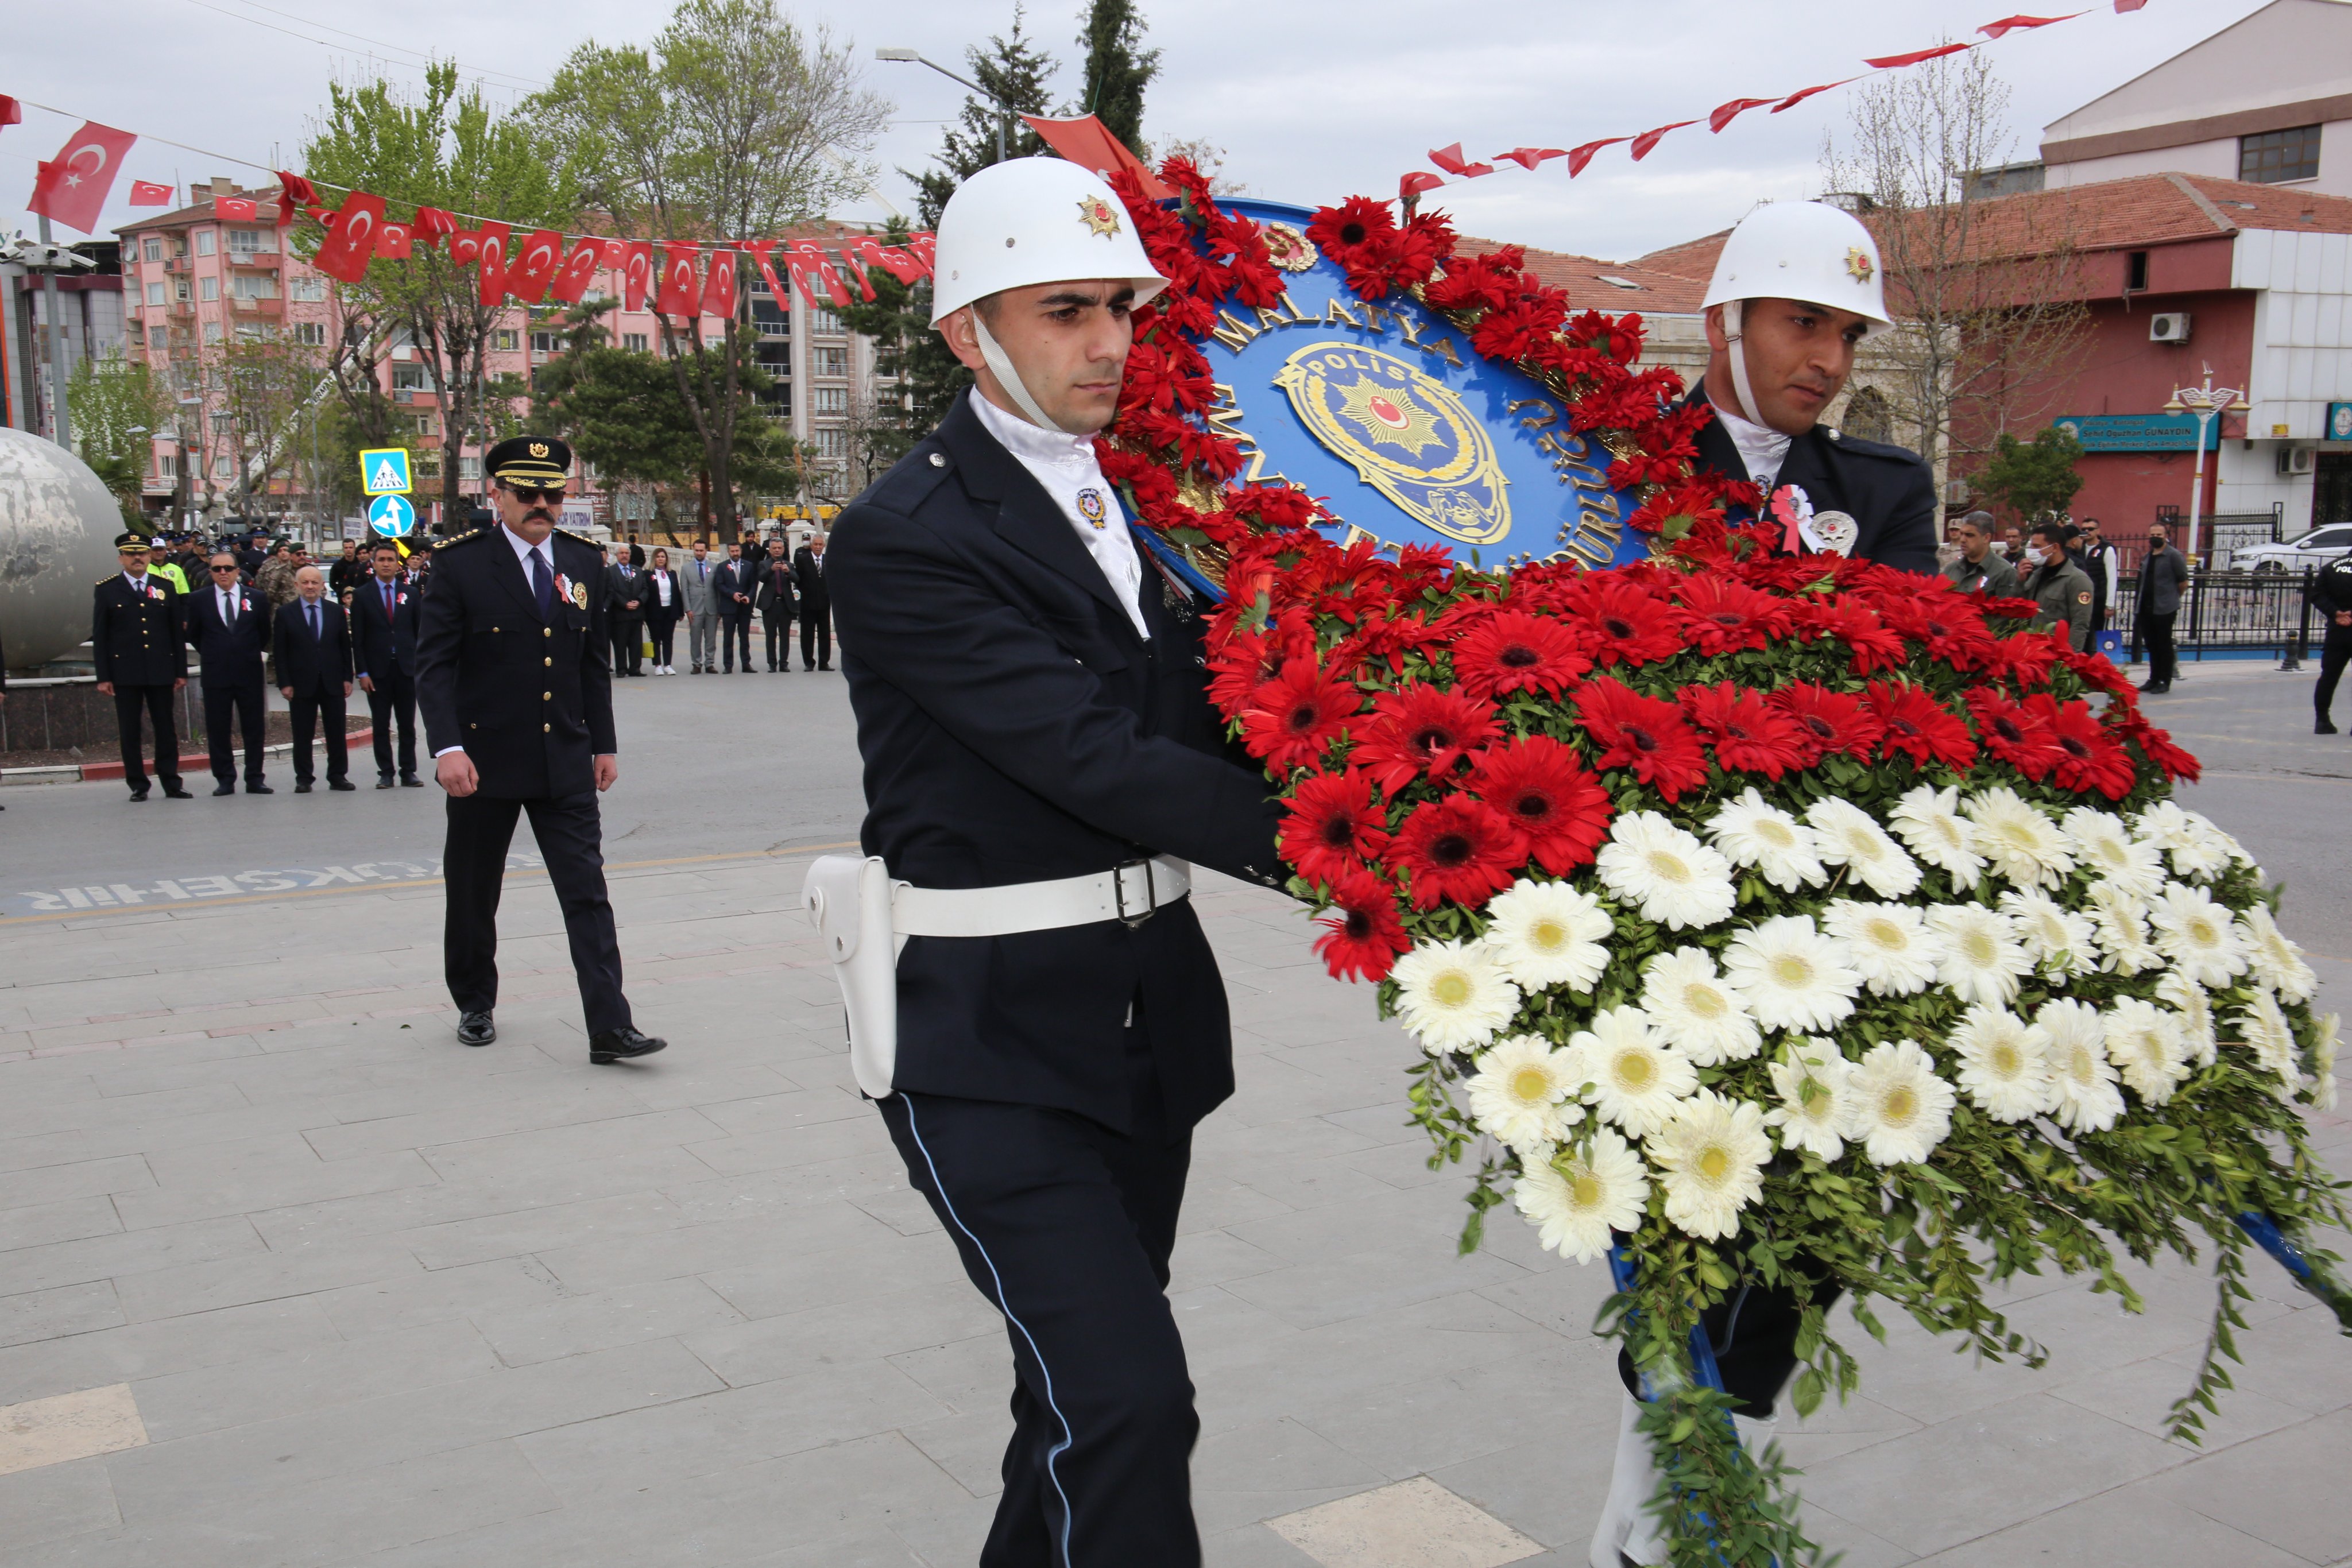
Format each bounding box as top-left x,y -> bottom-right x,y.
1,426 -> 124,672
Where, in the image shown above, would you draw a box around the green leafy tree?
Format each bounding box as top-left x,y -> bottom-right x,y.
909,7 -> 1059,227
1973,425 -> 2086,526
840,217 -> 964,461
69,356 -> 168,522
1075,0 -> 1159,152
527,0 -> 890,543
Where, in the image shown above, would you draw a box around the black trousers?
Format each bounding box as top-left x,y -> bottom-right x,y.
608,616 -> 643,675
1617,1280 -> 1833,1421
762,612 -> 793,668
442,791 -> 630,1035
288,687 -> 349,784
2137,609 -> 2178,684
366,673 -> 417,778
112,684 -> 181,792
647,615 -> 679,667
201,680 -> 265,784
879,1031 -> 1199,1568
2318,620 -> 2352,721
720,612 -> 753,670
801,609 -> 831,669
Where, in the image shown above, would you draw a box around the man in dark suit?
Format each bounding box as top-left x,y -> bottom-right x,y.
92,533 -> 191,802
602,545 -> 645,677
755,536 -> 796,671
829,158 -> 1286,1567
351,540 -> 424,787
711,541 -> 755,673
415,435 -> 665,1065
184,549 -> 273,795
271,566 -> 356,793
2135,521 -> 2192,694
792,532 -> 832,671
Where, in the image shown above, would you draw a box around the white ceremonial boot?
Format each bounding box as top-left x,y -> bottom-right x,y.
1589,1394 -> 1780,1567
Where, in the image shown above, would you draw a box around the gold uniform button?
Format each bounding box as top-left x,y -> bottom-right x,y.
543,691 -> 552,701
493,626 -> 500,633
542,723 -> 551,733
544,656 -> 552,667
543,628 -> 552,638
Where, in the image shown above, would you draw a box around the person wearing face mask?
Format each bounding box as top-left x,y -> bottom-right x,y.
2135,523 -> 2191,694
818,157 -> 1289,1568
2020,521 -> 2095,651
1682,202 -> 1938,575
1943,511 -> 2019,598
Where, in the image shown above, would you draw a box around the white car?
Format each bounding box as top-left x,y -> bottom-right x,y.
2234,523 -> 2352,572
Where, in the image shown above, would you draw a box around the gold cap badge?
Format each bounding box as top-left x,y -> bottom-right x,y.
529,440 -> 550,459
1077,196 -> 1121,238
1845,246 -> 1875,284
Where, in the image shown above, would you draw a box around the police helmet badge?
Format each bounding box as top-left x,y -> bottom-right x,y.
1077,196 -> 1121,238
1845,246 -> 1875,284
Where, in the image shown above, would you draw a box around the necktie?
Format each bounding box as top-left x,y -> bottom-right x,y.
699,562 -> 707,582
222,589 -> 234,624
383,582 -> 396,619
308,602 -> 320,640
531,547 -> 554,617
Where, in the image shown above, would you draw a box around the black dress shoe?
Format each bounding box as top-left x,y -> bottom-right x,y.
401,775 -> 424,787
212,781 -> 237,797
246,782 -> 273,794
2319,718 -> 2340,735
456,1011 -> 496,1047
328,780 -> 357,792
163,785 -> 194,799
294,781 -> 314,793
377,773 -> 396,789
127,788 -> 150,802
589,1026 -> 667,1064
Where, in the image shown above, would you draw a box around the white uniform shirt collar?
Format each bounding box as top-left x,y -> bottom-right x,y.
499,523 -> 554,572
1712,400 -> 1793,491
125,571 -> 150,593
970,392 -> 1150,640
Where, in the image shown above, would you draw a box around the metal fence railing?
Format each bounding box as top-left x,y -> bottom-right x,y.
2112,566 -> 2322,663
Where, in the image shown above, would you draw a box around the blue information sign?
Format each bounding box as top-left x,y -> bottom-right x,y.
2052,413 -> 2221,453
367,494 -> 417,537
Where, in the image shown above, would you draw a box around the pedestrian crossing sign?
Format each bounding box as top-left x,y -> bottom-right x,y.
359,447 -> 413,497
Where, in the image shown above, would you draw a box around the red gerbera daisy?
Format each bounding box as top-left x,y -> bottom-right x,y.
1571,580 -> 1688,668
1769,682 -> 1885,765
1984,625 -> 2064,691
2029,695 -> 2140,800
1469,735 -> 1615,874
1964,688 -> 2066,782
1238,660 -> 1359,771
1573,677 -> 1710,802
1449,610 -> 1594,703
1350,682 -> 1500,794
1383,793 -> 1521,910
1206,607 -> 1317,713
1278,770 -> 1391,886
1864,682 -> 1978,771
1312,869 -> 1414,982
2115,710 -> 2200,784
1673,576 -> 1793,656
1879,593 -> 1999,671
1797,598 -> 1908,674
1680,682 -> 1808,780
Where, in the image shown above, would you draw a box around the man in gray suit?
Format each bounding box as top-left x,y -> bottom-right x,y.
2134,522 -> 2192,694
680,538 -> 719,674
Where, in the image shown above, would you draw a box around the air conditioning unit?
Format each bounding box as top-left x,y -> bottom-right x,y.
2278,446 -> 2316,475
2150,312 -> 2192,343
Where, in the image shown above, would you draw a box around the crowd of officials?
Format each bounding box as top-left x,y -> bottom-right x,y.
1939,511 -> 2191,691
82,523 -> 835,802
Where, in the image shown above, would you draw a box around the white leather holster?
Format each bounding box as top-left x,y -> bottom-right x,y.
803,855 -> 907,1101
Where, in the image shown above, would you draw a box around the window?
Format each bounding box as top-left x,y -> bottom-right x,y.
2239,124 -> 2320,184
227,229 -> 264,255
493,329 -> 520,351
230,273 -> 277,300
146,281 -> 166,306
292,322 -> 327,346
409,412 -> 438,438
752,295 -> 789,338
814,386 -> 846,415
815,429 -> 848,458
459,455 -> 482,481
810,308 -> 844,336
203,321 -> 224,346
195,229 -> 216,255
530,331 -> 559,353
290,276 -> 327,303
392,363 -> 434,392
157,451 -> 176,478
414,451 -> 442,481
815,346 -> 848,377
200,276 -> 219,301
2127,250 -> 2149,292
142,238 -> 163,263
1842,387 -> 1893,444
171,235 -> 187,258
175,277 -> 191,303
212,454 -> 233,478
623,332 -> 649,353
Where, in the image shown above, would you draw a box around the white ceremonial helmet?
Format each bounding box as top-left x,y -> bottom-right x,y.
929,156 -> 1170,432
1701,201 -> 1892,427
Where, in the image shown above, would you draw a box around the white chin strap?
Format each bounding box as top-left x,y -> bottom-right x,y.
970,311 -> 1082,436
1720,299 -> 1766,428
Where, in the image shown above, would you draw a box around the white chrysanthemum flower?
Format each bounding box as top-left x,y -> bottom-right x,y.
1998,888 -> 2099,978
1964,788 -> 2076,889
2236,904 -> 2317,1005
1888,784 -> 1984,882
1707,787 -> 1828,892
1925,903 -> 2033,1008
2235,987 -> 2300,1091
1762,1039 -> 1851,1161
2062,806 -> 2163,896
2147,883 -> 2250,990
2305,1013 -> 2341,1113
2084,882 -> 2163,975
1391,940 -> 1521,1055
1721,914 -> 1864,1033
2149,971 -> 2214,1068
2134,801 -> 2234,881
1843,1039 -> 1957,1166
2039,998 -> 2126,1132
1514,1129 -> 1647,1264
1466,1034 -> 1584,1153
1646,1090 -> 1772,1242
1481,879 -> 1613,993
1947,1005 -> 2057,1123
1821,899 -> 1945,997
1805,797 -> 1922,899
1562,1005 -> 1697,1137
2106,996 -> 2191,1105
1638,947 -> 1761,1066
1596,812 -> 1738,932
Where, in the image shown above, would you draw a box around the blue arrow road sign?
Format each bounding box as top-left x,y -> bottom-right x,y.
368,494 -> 417,537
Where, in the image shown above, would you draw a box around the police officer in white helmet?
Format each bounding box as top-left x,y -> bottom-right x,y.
1682,200 -> 1939,575
822,157 -> 1287,1567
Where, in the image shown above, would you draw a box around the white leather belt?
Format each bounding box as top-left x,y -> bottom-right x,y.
892,856 -> 1192,938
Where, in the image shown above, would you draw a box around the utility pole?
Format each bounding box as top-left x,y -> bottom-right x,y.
37,215 -> 71,448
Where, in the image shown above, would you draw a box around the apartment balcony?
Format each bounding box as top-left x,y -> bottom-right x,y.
230,296 -> 285,318
164,256 -> 191,274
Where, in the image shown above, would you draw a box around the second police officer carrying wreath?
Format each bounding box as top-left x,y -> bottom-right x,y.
819,158 -> 1289,1568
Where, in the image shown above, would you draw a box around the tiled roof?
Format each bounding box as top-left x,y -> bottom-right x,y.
1452,235 -> 1712,313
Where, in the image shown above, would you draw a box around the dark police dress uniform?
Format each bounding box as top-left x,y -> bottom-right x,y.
184,573 -> 271,791
2312,553 -> 2352,730
91,551 -> 189,799
830,391 -> 1287,1567
351,568 -> 424,783
1686,385 -> 1941,576
415,437 -> 652,1060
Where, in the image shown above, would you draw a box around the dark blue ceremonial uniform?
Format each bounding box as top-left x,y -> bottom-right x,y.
830,390 -> 1284,1568
92,572 -> 188,796
1688,385 -> 1941,576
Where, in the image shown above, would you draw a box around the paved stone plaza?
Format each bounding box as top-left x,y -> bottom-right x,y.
1,657 -> 2346,1567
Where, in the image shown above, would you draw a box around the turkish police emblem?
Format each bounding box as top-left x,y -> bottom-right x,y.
1274,344 -> 1511,546
570,580 -> 589,610
1076,487 -> 1109,529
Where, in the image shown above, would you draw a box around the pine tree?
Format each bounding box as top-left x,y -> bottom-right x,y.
1076,0 -> 1159,152
910,6 -> 1061,227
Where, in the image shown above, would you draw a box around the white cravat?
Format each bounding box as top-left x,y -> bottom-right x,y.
1712,399 -> 1794,491
972,393 -> 1150,640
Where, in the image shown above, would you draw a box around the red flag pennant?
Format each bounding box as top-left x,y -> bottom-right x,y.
1428,144 -> 1494,179
218,196 -> 258,222
0,96 -> 21,129
504,228 -> 565,304
413,206 -> 457,242
841,236 -> 906,296
1709,98 -> 1778,133
1019,113 -> 1173,201
374,222 -> 413,260
622,241 -> 653,312
598,238 -> 626,269
27,120 -> 137,234
1398,171 -> 1446,201
1566,137 -> 1630,176
128,180 -> 172,206
549,238 -> 604,305
2114,0 -> 2146,10
791,241 -> 852,308
656,243 -> 701,317
700,246 -> 739,319
1774,78 -> 1861,113
475,222 -> 511,307
1977,12 -> 2084,38
903,233 -> 935,270
1864,42 -> 1973,68
311,190 -> 385,284
447,230 -> 482,266
868,242 -> 926,285
1493,148 -> 1566,171
274,171 -> 315,227
742,239 -> 789,307
832,242 -> 876,302
1630,121 -> 1699,161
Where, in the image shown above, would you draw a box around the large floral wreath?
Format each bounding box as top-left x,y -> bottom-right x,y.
1091,158 -> 2345,1566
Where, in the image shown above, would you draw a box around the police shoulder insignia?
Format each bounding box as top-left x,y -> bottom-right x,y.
2078,591 -> 2092,603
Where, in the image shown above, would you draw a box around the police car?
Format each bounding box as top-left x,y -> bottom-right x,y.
2233,522 -> 2352,572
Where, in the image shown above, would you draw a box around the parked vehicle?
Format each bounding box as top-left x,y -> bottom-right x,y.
2234,522 -> 2352,572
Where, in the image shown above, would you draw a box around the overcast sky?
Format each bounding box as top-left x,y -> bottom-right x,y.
5,0 -> 2273,265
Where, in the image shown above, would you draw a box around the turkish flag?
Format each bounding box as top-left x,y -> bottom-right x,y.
549,238 -> 603,305
903,233 -> 935,272
375,222 -> 413,260
413,207 -> 456,244
1709,98 -> 1778,133
742,239 -> 788,306
864,241 -> 926,285
447,230 -> 483,266
0,96 -> 21,128
1566,138 -> 1629,176
700,246 -> 738,318
598,238 -> 625,269
475,222 -> 511,307
274,171 -> 316,227
1428,144 -> 1494,179
1774,78 -> 1860,113
312,190 -> 385,284
656,244 -> 701,318
505,228 -> 565,303
1399,172 -> 1446,200
1630,121 -> 1699,161
790,241 -> 851,308
621,241 -> 653,311
1493,148 -> 1566,172
128,180 -> 172,206
1864,42 -> 1972,68
26,120 -> 137,234
218,196 -> 258,221
834,241 -> 876,301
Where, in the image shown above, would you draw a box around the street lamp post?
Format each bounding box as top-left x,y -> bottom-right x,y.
877,47 -> 1015,163
2163,364 -> 2250,564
